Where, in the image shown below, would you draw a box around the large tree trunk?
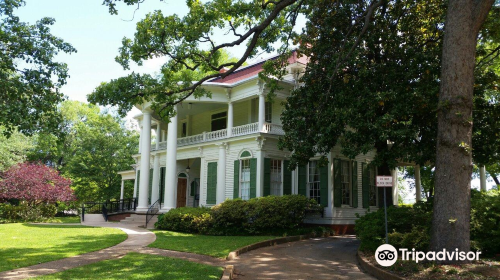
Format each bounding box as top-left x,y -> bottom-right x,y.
431,0 -> 493,262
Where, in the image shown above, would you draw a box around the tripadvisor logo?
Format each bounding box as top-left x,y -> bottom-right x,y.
375,244 -> 482,267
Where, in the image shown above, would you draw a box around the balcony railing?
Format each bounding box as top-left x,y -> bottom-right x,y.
151,122 -> 284,151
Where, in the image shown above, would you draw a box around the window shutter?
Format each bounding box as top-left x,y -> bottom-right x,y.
362,162 -> 369,208
298,165 -> 307,196
263,158 -> 271,196
207,162 -> 217,204
319,164 -> 328,207
250,158 -> 257,198
352,161 -> 358,208
233,160 -> 240,199
283,160 -> 292,195
160,167 -> 165,204
190,181 -> 195,196
334,159 -> 342,207
136,170 -> 140,200
149,169 -> 153,203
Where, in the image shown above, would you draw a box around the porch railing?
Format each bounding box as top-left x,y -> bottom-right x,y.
152,122 -> 284,151
145,199 -> 161,228
81,198 -> 137,222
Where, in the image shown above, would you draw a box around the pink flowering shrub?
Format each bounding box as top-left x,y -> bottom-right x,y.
0,162 -> 74,204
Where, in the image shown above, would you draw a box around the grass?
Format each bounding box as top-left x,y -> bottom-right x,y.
36,252 -> 223,280
45,216 -> 81,223
149,230 -> 275,258
0,223 -> 127,272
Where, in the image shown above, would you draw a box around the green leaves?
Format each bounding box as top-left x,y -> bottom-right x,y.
0,0 -> 76,136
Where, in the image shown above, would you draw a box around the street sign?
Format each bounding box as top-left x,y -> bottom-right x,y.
376,176 -> 393,187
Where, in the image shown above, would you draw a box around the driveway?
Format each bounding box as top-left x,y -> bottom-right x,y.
228,235 -> 375,280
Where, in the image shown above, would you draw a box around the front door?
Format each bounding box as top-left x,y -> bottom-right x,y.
177,178 -> 187,208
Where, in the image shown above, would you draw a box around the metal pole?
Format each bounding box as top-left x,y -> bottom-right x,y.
384,188 -> 388,244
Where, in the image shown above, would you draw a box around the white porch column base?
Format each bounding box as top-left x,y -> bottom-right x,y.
151,154 -> 160,204
415,165 -> 422,202
137,111 -> 151,212
480,166 -> 487,191
216,143 -> 227,204
162,105 -> 178,211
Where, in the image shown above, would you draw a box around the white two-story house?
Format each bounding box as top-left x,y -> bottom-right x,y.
118,53 -> 402,232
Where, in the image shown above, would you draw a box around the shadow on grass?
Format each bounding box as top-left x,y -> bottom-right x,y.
37,253 -> 223,280
0,224 -> 127,272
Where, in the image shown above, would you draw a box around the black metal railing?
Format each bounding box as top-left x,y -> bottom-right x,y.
145,199 -> 161,228
81,198 -> 137,222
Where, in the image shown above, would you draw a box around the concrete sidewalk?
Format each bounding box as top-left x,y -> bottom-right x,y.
0,222 -> 156,280
228,235 -> 375,280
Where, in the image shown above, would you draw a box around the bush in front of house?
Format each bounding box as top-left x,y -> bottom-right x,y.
355,189 -> 500,256
155,207 -> 212,233
0,162 -> 75,222
155,195 -> 323,236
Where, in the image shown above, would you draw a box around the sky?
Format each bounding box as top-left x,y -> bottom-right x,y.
15,0 -> 496,191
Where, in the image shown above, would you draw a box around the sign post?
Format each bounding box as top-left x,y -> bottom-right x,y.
376,176 -> 393,244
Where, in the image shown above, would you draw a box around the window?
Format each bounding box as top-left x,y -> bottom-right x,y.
265,102 -> 272,123
240,159 -> 251,200
211,112 -> 227,131
181,122 -> 187,137
341,160 -> 351,205
369,165 -> 377,206
308,161 -> 321,204
270,159 -> 282,196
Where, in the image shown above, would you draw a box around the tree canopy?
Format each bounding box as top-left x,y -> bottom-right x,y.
0,0 -> 76,136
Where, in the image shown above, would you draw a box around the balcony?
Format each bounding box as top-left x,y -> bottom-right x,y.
152,122 -> 284,151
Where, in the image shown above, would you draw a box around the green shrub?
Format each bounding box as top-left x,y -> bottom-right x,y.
155,207 -> 212,233
356,190 -> 500,257
0,202 -> 57,222
156,195 -> 323,236
355,201 -> 432,252
470,189 -> 500,256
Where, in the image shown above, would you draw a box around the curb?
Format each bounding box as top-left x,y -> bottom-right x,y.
226,231 -> 331,261
356,250 -> 404,280
221,265 -> 234,280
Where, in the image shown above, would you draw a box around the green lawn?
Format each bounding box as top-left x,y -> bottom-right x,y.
149,230 -> 275,258
0,223 -> 127,272
36,252 -> 223,280
45,216 -> 81,223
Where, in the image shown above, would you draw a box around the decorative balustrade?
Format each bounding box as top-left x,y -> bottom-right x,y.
150,122 -> 284,151
232,122 -> 259,136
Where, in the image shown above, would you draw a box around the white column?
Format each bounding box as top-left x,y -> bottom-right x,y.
392,168 -> 398,206
151,153 -> 160,204
415,165 -> 422,202
200,157 -> 206,206
138,124 -> 143,153
216,143 -> 227,204
163,105 -> 178,211
256,150 -> 264,197
120,180 -> 125,200
325,153 -> 334,218
133,169 -> 138,198
137,111 -> 151,211
227,102 -> 233,137
161,130 -> 166,144
258,93 -> 265,132
480,165 -> 487,191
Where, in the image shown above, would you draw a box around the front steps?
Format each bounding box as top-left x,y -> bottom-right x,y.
119,214 -> 158,229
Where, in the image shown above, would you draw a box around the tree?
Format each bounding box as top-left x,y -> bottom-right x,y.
29,101 -> 139,202
93,0 -> 499,261
0,126 -> 33,171
0,162 -> 74,205
0,0 -> 76,136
